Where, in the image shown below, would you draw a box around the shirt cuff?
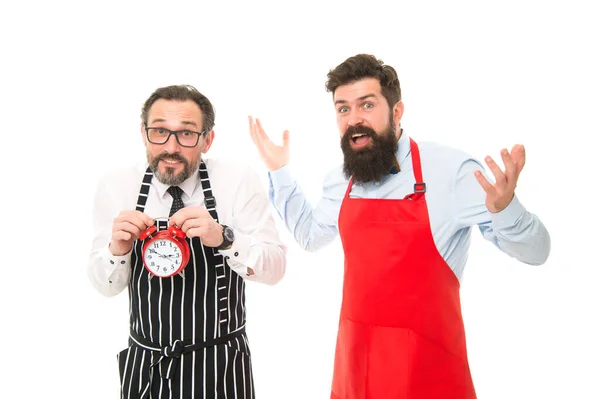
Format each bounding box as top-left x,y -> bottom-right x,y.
490,195 -> 526,229
268,164 -> 295,189
103,246 -> 132,284
218,233 -> 260,278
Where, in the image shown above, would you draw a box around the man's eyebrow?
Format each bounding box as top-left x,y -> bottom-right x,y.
180,121 -> 198,128
148,119 -> 199,128
334,94 -> 377,105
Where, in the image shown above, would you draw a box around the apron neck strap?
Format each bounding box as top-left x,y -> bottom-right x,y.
344,137 -> 427,200
135,161 -> 220,228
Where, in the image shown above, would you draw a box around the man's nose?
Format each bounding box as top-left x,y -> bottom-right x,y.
347,110 -> 364,127
163,133 -> 181,152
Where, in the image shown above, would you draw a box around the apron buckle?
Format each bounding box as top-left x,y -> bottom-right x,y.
414,182 -> 426,193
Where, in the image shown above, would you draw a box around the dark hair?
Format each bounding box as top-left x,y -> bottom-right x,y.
325,54 -> 401,108
141,85 -> 215,131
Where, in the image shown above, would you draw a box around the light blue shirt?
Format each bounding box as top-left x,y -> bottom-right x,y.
268,132 -> 550,281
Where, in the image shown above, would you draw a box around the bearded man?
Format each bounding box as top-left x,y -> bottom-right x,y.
89,84 -> 286,398
249,54 -> 550,399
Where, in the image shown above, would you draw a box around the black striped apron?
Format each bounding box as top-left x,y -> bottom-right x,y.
117,162 -> 255,399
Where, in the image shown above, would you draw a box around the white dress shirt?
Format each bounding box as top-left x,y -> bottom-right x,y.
89,157 -> 286,297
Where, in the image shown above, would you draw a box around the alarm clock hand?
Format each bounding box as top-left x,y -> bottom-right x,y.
165,254 -> 179,263
157,252 -> 179,264
148,248 -> 170,259
147,248 -> 161,256
157,250 -> 177,258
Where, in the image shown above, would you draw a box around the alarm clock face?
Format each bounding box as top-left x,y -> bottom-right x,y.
143,238 -> 184,277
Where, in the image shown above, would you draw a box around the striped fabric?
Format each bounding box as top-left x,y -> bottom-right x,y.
119,162 -> 254,398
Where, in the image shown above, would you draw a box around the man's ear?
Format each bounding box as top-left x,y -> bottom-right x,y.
202,130 -> 215,153
140,123 -> 148,147
393,101 -> 404,128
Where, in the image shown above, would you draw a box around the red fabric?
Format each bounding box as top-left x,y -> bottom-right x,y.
332,139 -> 476,399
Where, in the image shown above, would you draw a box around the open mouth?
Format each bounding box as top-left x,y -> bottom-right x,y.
160,159 -> 182,166
350,133 -> 372,147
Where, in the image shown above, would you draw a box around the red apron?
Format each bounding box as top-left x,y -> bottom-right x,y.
331,139 -> 476,399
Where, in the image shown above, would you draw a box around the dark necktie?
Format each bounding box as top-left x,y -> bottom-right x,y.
167,186 -> 185,217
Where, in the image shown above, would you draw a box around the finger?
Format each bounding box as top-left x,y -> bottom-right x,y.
135,210 -> 155,226
186,226 -> 207,239
282,130 -> 290,149
255,118 -> 270,141
500,148 -> 517,184
484,155 -> 507,188
248,116 -> 257,142
169,206 -> 208,228
254,118 -> 278,159
511,144 -> 526,175
179,217 -> 207,234
116,211 -> 154,231
113,221 -> 144,239
474,170 -> 495,194
257,118 -> 288,148
120,215 -> 150,234
169,209 -> 186,228
251,117 -> 271,149
112,220 -> 134,234
112,230 -> 133,243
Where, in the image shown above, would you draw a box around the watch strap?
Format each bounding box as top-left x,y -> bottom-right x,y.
216,225 -> 233,250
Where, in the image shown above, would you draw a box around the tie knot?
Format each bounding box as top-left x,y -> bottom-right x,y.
167,186 -> 183,199
167,186 -> 185,217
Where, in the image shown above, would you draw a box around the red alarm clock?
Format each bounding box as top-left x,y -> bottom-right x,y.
139,224 -> 191,278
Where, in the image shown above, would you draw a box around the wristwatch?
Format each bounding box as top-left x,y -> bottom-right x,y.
216,225 -> 235,250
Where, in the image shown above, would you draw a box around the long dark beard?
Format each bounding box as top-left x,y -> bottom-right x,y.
341,121 -> 398,185
148,152 -> 198,186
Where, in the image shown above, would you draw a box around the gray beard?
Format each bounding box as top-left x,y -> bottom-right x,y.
148,153 -> 199,186
152,166 -> 190,186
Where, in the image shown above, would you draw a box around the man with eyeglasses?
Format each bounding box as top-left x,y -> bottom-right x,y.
89,85 -> 286,398
249,54 -> 551,398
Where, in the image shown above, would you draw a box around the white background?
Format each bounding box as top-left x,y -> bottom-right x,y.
1,0 -> 598,397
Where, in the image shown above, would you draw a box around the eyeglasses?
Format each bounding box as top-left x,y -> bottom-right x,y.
145,127 -> 206,148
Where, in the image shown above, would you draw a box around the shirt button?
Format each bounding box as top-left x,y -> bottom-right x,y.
110,260 -> 115,264
234,252 -> 239,257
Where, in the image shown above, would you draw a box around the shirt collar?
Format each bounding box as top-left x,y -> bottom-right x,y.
390,129 -> 411,175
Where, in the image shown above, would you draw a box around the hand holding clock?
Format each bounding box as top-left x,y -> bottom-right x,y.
169,206 -> 225,248
110,210 -> 155,256
110,206 -> 233,278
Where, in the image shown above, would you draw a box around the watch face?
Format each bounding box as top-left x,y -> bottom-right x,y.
144,238 -> 184,277
224,227 -> 235,242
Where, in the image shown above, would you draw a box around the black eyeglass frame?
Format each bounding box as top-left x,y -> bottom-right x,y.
144,126 -> 207,148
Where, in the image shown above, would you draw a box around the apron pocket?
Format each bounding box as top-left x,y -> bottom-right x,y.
366,324 -> 410,398
407,330 -> 475,399
331,319 -> 408,399
117,346 -> 154,399
225,334 -> 251,358
117,346 -> 132,384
